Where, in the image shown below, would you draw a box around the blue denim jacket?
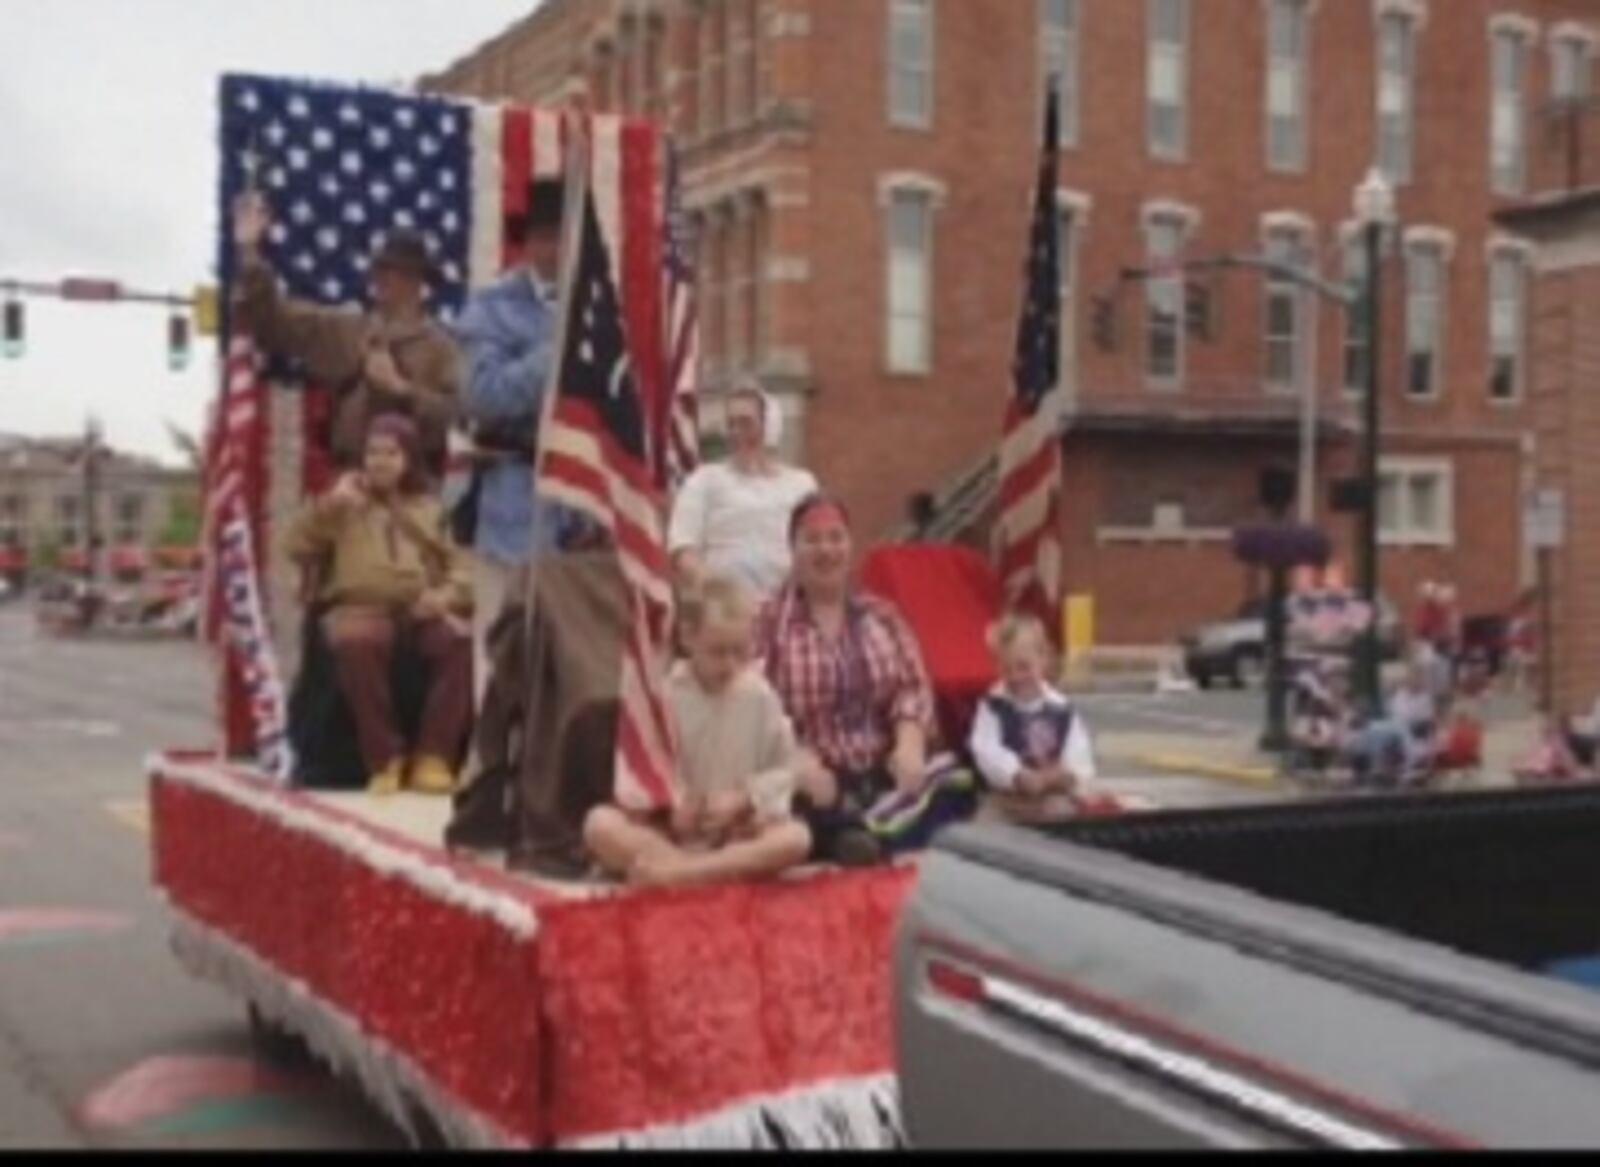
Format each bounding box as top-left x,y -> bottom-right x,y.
451,271 -> 580,567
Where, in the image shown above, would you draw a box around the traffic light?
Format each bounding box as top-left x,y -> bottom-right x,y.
193,285 -> 220,339
168,312 -> 191,372
2,300 -> 22,359
1090,294 -> 1118,352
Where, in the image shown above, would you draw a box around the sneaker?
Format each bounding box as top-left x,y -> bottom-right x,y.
409,755 -> 457,797
368,760 -> 404,798
831,828 -> 884,869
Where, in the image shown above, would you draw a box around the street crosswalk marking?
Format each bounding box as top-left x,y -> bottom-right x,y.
106,801 -> 151,836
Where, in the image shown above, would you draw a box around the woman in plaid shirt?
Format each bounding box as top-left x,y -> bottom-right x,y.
757,495 -> 975,865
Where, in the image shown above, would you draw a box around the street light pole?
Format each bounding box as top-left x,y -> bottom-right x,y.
1354,169 -> 1395,712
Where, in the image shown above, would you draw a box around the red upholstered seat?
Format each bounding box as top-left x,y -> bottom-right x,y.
858,545 -> 1003,751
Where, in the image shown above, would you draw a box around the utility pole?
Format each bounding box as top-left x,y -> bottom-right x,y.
82,415 -> 105,605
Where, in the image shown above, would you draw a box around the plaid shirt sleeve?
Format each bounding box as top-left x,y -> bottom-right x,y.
863,597 -> 936,739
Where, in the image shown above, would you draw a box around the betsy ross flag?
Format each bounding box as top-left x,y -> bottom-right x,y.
537,158 -> 679,812
210,74 -> 671,766
995,83 -> 1065,624
661,143 -> 701,490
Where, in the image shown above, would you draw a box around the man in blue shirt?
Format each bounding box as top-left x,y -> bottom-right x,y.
452,178 -> 575,711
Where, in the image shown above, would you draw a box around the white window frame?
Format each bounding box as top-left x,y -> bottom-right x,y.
1040,0 -> 1081,148
880,175 -> 946,376
1142,204 -> 1196,390
888,0 -> 935,131
1262,221 -> 1313,395
1490,17 -> 1536,199
1376,7 -> 1418,186
1551,23 -> 1598,102
1377,457 -> 1455,547
1487,239 -> 1531,405
1057,190 -> 1091,395
1265,0 -> 1312,173
1147,0 -> 1190,161
1403,229 -> 1452,402
1340,225 -> 1373,398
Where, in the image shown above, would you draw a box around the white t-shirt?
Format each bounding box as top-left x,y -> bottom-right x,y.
667,461 -> 819,599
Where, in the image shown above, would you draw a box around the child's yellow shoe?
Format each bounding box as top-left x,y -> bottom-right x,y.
410,755 -> 457,796
368,760 -> 405,798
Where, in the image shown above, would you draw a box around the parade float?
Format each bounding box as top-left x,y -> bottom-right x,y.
145,73 -> 916,1151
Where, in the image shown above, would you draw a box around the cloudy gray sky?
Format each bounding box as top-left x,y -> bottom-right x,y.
0,0 -> 539,465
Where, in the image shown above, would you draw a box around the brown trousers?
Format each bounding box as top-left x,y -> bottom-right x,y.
323,606 -> 471,774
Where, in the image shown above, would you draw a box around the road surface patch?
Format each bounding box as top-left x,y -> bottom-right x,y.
78,1055 -> 323,1138
106,801 -> 151,835
0,909 -> 136,949
1133,754 -> 1280,788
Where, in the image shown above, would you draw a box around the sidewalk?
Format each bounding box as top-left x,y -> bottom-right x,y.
1099,716 -> 1543,792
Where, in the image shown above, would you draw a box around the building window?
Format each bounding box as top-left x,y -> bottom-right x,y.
1266,0 -> 1310,172
1040,0 -> 1080,147
888,0 -> 934,130
1376,10 -> 1417,185
1488,249 -> 1528,403
1145,215 -> 1186,387
700,214 -> 726,372
1491,26 -> 1530,198
1263,227 -> 1311,392
116,495 -> 144,545
1058,205 -> 1080,391
1342,234 -> 1372,395
1405,241 -> 1447,399
1147,0 -> 1189,160
700,4 -> 725,137
1553,32 -> 1595,101
728,0 -> 756,128
885,187 -> 935,374
1377,459 -> 1455,546
725,205 -> 765,374
56,495 -> 80,547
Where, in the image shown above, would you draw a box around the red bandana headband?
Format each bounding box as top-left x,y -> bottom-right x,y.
794,500 -> 849,539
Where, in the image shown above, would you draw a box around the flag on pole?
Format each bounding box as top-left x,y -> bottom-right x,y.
661,143 -> 701,489
536,157 -> 679,813
995,82 -> 1065,624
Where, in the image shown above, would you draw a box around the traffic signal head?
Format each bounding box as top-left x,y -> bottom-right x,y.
168,312 -> 191,372
2,300 -> 22,359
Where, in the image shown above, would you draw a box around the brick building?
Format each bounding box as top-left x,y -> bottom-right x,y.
0,433 -> 197,582
425,0 -> 1600,645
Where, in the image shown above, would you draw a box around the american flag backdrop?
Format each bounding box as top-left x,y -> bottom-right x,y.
537,159 -> 679,812
995,84 -> 1065,625
209,73 -> 681,774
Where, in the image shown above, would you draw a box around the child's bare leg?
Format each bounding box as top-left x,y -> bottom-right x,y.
583,806 -> 678,879
634,821 -> 812,888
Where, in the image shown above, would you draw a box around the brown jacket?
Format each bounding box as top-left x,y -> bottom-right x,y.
234,256 -> 462,470
286,490 -> 472,614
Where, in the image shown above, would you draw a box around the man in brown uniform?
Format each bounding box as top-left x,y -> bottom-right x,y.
231,192 -> 462,474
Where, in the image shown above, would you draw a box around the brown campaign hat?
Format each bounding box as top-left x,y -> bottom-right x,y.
370,229 -> 435,280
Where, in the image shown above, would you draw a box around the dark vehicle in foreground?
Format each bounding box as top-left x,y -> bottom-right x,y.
897,789 -> 1600,1150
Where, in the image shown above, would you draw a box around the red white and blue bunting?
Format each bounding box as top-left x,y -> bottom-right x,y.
216,506 -> 292,782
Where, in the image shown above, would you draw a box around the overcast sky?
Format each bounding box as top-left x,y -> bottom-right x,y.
0,0 -> 539,465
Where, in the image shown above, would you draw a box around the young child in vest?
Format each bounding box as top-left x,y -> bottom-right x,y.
583,575 -> 813,887
968,613 -> 1099,825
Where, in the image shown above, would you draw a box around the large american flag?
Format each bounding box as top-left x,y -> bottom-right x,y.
209,73 -> 674,766
537,159 -> 679,812
661,144 -> 701,489
995,84 -> 1065,624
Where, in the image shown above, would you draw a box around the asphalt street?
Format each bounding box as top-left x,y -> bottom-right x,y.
0,602 -> 1275,1148
0,605 -> 401,1150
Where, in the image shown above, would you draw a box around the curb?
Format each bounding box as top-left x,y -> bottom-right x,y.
1131,754 -> 1281,788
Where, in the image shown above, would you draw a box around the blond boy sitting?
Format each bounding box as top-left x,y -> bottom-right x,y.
969,614 -> 1100,825
584,576 -> 813,887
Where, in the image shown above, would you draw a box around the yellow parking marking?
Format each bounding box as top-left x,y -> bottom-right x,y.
106,800 -> 151,836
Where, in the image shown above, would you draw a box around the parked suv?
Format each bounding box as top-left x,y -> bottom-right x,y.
1181,595 -> 1403,690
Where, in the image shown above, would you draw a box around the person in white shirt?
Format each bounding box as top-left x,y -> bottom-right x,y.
668,382 -> 818,601
968,614 -> 1098,825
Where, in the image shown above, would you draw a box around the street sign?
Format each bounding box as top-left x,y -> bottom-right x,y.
59,278 -> 123,303
1527,489 -> 1567,550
